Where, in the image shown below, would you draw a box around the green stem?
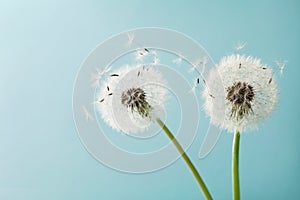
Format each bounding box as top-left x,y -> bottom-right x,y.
232,131 -> 241,200
156,118 -> 213,200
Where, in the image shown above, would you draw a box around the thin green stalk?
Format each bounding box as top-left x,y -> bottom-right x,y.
232,131 -> 241,200
156,118 -> 213,200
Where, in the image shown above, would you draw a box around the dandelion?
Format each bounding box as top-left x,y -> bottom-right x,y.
202,54 -> 278,200
96,65 -> 167,133
96,64 -> 213,199
203,54 -> 278,132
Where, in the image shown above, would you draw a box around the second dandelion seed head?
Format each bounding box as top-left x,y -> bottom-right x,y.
203,54 -> 278,132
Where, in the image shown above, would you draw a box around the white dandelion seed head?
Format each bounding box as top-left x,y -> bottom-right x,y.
96,64 -> 168,134
203,54 -> 278,133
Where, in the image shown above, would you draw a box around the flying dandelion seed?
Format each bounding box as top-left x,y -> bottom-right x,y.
193,59 -> 202,68
172,54 -> 183,65
194,56 -> 208,75
275,60 -> 287,76
188,59 -> 202,73
234,41 -> 247,51
90,66 -> 112,87
135,49 -> 149,61
127,32 -> 135,46
82,106 -> 94,122
135,50 -> 144,61
203,54 -> 278,132
153,57 -> 159,65
202,56 -> 208,67
188,84 -> 197,95
96,65 -> 168,134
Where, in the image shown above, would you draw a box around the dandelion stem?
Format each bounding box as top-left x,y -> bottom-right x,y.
156,118 -> 213,200
232,131 -> 241,200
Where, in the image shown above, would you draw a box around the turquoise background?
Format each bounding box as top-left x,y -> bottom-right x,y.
1,0 -> 299,199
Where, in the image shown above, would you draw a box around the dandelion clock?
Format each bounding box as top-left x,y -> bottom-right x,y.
73,28 -> 219,199
203,54 -> 279,200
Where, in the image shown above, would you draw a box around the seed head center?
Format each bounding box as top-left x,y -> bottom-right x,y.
226,81 -> 255,120
121,88 -> 152,118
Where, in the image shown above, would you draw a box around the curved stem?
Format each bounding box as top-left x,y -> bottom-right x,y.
156,118 -> 213,200
232,131 -> 241,200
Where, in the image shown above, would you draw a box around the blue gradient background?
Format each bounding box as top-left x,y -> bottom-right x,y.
1,0 -> 299,199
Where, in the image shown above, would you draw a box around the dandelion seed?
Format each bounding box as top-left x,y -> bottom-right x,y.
188,65 -> 197,73
193,59 -> 202,67
172,54 -> 183,65
268,77 -> 273,84
150,50 -> 157,56
234,41 -> 247,51
203,54 -> 278,132
192,56 -> 208,74
199,57 -> 207,75
153,57 -> 159,65
96,65 -> 168,134
275,60 -> 287,76
135,49 -> 149,61
127,32 -> 134,46
90,66 -> 112,87
104,65 -> 112,73
188,85 -> 197,95
189,59 -> 202,73
82,106 -> 94,121
188,77 -> 202,94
